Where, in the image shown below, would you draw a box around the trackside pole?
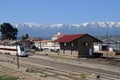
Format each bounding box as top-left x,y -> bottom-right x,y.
16,37 -> 19,69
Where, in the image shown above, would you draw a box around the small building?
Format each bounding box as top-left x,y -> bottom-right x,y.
103,39 -> 120,52
94,39 -> 120,55
8,40 -> 34,48
33,39 -> 54,51
52,32 -> 65,41
55,34 -> 101,58
34,39 -> 60,51
33,32 -> 65,51
51,32 -> 65,51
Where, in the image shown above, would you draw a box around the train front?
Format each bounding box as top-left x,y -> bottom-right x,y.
17,46 -> 31,57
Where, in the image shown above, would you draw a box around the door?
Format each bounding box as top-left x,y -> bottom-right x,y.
89,48 -> 93,56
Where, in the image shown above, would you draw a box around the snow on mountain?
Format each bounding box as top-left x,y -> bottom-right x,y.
50,24 -> 64,28
16,22 -> 45,28
15,22 -> 120,37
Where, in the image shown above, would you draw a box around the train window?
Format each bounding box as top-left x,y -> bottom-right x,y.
20,46 -> 24,51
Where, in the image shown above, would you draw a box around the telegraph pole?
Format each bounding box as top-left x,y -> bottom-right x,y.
106,31 -> 109,58
39,37 -> 41,50
16,36 -> 19,69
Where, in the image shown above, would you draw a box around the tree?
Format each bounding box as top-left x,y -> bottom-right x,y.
22,34 -> 29,40
0,23 -> 18,40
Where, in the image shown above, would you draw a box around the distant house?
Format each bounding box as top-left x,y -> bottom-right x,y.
33,32 -> 64,51
0,39 -> 34,49
34,40 -> 52,50
55,34 -> 101,58
52,32 -> 65,41
94,39 -> 120,55
103,39 -> 120,52
51,32 -> 65,51
9,40 -> 34,48
34,39 -> 60,51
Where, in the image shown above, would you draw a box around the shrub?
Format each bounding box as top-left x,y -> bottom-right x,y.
0,75 -> 18,80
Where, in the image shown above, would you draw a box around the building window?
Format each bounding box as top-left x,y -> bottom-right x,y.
45,42 -> 47,45
83,42 -> 89,46
64,42 -> 66,46
71,43 -> 74,47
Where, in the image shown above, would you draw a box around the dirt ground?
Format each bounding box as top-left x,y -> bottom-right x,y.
0,60 -> 93,80
0,55 -> 83,80
0,52 -> 120,80
0,61 -> 38,80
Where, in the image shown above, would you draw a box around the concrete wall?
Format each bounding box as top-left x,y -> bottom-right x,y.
59,50 -> 78,58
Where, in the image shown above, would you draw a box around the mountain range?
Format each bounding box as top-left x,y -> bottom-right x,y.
15,22 -> 120,37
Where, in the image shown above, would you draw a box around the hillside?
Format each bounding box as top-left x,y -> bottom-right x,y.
15,22 -> 120,37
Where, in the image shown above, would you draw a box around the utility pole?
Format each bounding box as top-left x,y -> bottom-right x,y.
16,37 -> 19,69
106,31 -> 109,58
39,37 -> 42,51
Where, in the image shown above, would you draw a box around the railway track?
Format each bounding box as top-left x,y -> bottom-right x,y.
0,54 -> 82,80
23,55 -> 120,79
0,53 -> 120,80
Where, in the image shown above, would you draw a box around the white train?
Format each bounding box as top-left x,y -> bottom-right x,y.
0,45 -> 30,57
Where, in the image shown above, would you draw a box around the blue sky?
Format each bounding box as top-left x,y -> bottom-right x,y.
0,0 -> 120,24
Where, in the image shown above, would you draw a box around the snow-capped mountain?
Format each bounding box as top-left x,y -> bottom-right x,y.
15,22 -> 120,37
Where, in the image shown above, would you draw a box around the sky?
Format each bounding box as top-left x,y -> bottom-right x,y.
0,0 -> 120,25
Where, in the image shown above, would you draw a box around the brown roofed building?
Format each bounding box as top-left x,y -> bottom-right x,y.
55,34 -> 101,58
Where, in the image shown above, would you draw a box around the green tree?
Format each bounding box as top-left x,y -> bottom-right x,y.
22,34 -> 29,40
0,23 -> 18,40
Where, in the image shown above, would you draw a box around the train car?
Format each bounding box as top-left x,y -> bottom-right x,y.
0,45 -> 30,57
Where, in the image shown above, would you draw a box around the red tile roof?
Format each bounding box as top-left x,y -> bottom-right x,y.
55,34 -> 85,42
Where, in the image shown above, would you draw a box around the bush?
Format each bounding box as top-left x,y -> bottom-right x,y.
80,74 -> 87,78
0,75 -> 18,80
